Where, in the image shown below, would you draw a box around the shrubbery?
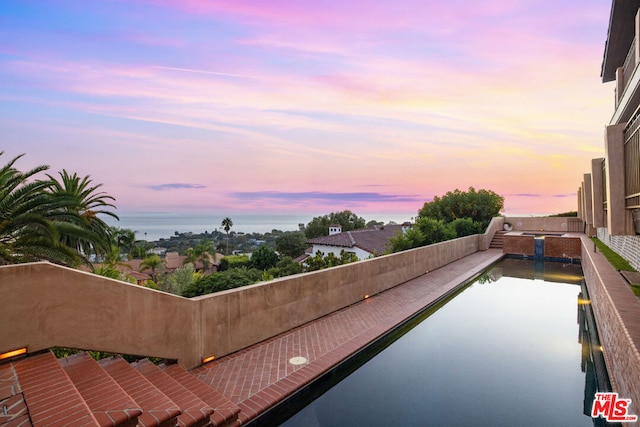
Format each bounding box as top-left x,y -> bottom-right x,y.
182,267 -> 263,297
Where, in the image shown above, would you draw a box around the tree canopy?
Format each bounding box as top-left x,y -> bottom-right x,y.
275,231 -> 307,258
0,152 -> 117,267
249,245 -> 279,271
304,210 -> 366,239
418,187 -> 504,227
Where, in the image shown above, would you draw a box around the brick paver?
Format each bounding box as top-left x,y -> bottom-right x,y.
192,249 -> 503,424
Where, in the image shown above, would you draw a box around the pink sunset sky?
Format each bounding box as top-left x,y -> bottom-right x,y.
1,0 -> 614,217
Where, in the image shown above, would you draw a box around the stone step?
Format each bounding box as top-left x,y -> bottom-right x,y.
98,356 -> 181,427
132,359 -> 214,427
489,231 -> 507,249
60,352 -> 142,427
161,363 -> 241,427
11,351 -> 99,426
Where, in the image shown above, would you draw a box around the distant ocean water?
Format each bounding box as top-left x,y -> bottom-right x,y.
105,212 -> 416,241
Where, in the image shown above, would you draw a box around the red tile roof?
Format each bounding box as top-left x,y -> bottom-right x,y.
306,225 -> 404,256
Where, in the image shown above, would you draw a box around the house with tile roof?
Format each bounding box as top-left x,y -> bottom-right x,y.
306,223 -> 410,260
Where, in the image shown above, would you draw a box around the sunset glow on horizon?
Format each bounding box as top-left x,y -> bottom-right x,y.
1,0 -> 614,217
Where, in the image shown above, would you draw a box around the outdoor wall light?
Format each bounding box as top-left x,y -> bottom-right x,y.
577,298 -> 591,305
0,347 -> 27,361
363,294 -> 370,300
202,355 -> 216,364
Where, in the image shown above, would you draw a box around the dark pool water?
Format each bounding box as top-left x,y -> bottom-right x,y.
279,259 -> 609,427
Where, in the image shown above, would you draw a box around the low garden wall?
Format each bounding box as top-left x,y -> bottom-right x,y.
581,236 -> 640,419
0,235 -> 480,369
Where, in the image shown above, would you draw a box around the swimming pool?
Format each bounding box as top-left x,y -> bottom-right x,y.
268,258 -> 613,426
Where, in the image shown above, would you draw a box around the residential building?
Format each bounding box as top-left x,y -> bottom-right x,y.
579,0 -> 640,270
306,223 -> 410,260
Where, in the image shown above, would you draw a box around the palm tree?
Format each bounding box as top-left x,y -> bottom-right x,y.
221,217 -> 233,255
140,254 -> 164,282
193,240 -> 216,273
45,170 -> 118,262
112,227 -> 137,260
0,153 -> 81,266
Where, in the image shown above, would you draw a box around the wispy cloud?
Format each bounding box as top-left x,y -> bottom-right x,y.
153,65 -> 269,81
230,191 -> 422,203
148,183 -> 207,191
508,193 -> 574,198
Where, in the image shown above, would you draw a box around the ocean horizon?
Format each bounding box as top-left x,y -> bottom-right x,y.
105,212 -> 418,241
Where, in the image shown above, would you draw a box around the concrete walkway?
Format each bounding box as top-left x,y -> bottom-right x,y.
191,249 -> 504,425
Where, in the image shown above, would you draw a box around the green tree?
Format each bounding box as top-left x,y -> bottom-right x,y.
218,254 -> 251,271
186,240 -> 216,273
221,217 -> 233,255
45,170 -> 118,260
266,256 -> 303,278
250,245 -> 279,271
305,250 -> 359,272
182,267 -> 262,297
140,254 -> 164,282
418,187 -> 504,228
159,262 -> 197,295
387,218 -> 455,253
112,227 -> 137,260
387,227 -> 426,253
304,210 -> 366,239
415,217 -> 456,245
447,218 -> 483,237
275,231 -> 307,258
0,153 -> 81,266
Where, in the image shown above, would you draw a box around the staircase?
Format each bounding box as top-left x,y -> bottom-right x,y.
0,351 -> 240,427
489,230 -> 508,250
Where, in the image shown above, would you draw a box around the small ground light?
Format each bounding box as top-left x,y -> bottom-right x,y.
363,294 -> 370,300
289,356 -> 307,365
202,355 -> 216,363
0,347 -> 27,361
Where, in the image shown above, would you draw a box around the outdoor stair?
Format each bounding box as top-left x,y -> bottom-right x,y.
489,230 -> 508,249
60,353 -> 142,427
0,351 -> 240,427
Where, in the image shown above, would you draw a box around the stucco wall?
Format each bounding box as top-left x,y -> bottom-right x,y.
581,236 -> 640,419
0,235 -> 480,369
0,263 -> 201,367
504,216 -> 582,232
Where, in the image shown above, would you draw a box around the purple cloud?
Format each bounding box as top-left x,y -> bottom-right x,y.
231,191 -> 421,203
148,183 -> 207,191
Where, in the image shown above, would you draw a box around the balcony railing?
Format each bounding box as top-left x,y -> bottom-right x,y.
624,37 -> 637,86
617,37 -> 638,108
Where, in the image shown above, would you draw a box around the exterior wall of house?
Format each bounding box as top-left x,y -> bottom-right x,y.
310,244 -> 371,260
578,5 -> 640,264
0,235 -> 480,369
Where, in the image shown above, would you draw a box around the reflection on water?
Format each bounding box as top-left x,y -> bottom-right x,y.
274,259 -> 614,427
